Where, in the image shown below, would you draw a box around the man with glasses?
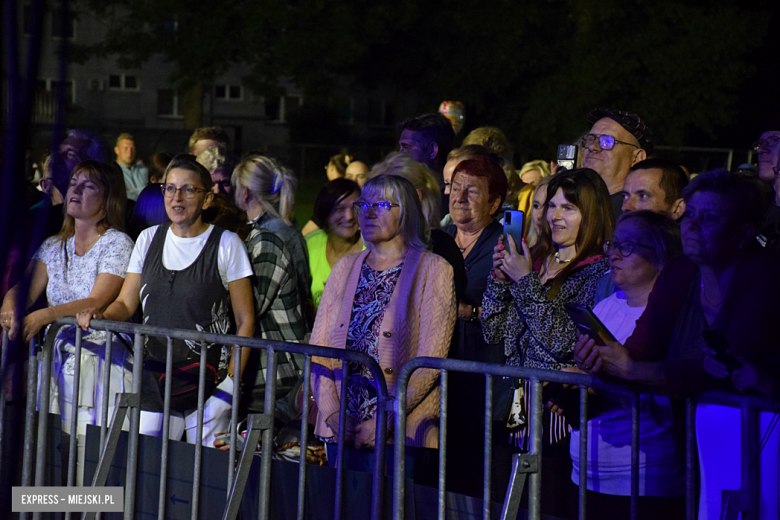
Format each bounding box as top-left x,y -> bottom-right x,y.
581,109 -> 653,221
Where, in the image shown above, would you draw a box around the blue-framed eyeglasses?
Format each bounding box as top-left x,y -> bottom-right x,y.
352,201 -> 399,215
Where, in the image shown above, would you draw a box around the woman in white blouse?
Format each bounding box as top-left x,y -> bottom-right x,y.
1,160 -> 134,480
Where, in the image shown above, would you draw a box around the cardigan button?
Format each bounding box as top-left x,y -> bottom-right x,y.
383,331 -> 392,338
384,367 -> 394,375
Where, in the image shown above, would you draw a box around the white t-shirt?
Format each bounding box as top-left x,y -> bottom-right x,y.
128,225 -> 252,290
570,291 -> 684,497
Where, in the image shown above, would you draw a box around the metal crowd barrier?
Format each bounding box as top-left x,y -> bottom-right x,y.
1,317 -> 390,520
392,356 -> 780,520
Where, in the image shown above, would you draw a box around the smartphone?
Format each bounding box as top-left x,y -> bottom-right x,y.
557,144 -> 579,171
564,303 -> 616,346
503,210 -> 524,249
702,330 -> 742,373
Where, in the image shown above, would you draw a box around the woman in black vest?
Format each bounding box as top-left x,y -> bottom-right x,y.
78,155 -> 254,445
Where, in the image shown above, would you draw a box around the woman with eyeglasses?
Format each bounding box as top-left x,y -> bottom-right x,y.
310,175 -> 456,483
482,168 -> 612,516
574,170 -> 780,519
78,155 -> 254,446
305,178 -> 364,313
569,210 -> 685,519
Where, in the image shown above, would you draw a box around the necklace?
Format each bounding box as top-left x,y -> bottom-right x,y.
74,232 -> 103,257
554,250 -> 572,264
456,231 -> 481,253
700,280 -> 724,307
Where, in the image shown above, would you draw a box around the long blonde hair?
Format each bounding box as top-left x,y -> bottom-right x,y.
55,160 -> 127,242
232,154 -> 297,225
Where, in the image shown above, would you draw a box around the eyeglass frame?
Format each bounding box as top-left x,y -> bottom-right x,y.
352,201 -> 400,216
161,184 -> 209,199
581,133 -> 640,151
752,135 -> 780,152
603,239 -> 655,257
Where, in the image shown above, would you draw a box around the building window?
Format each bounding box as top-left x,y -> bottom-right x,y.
158,89 -> 183,118
215,84 -> 242,100
36,78 -> 75,105
51,9 -> 76,39
265,97 -> 281,121
109,74 -> 139,91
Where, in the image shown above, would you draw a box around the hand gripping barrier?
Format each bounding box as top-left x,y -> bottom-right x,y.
2,317 -> 390,520
391,356 -> 780,520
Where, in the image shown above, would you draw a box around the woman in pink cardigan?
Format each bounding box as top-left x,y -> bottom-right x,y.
311,174 -> 457,479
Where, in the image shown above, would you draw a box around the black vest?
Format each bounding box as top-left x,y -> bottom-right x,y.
140,223 -> 232,368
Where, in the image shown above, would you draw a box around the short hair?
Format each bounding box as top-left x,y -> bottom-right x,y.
461,126 -> 515,175
56,160 -> 127,241
359,175 -> 429,252
368,152 -> 441,229
630,158 -> 688,206
329,152 -> 351,176
196,143 -> 238,176
452,155 -> 508,214
533,168 -> 614,299
615,210 -> 682,270
162,154 -> 213,192
312,178 -> 361,233
115,133 -> 134,146
399,113 -> 455,167
187,127 -> 230,153
519,160 -> 551,180
232,154 -> 297,225
49,129 -> 111,196
682,169 -> 767,231
147,152 -> 172,183
447,144 -> 492,163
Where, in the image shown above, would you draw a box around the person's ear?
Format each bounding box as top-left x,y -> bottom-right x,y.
632,148 -> 647,165
416,188 -> 423,202
202,191 -> 214,211
489,196 -> 502,216
670,198 -> 686,220
429,142 -> 439,161
114,146 -> 120,157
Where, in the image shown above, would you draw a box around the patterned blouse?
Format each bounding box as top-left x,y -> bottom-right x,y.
481,256 -> 609,369
345,260 -> 404,422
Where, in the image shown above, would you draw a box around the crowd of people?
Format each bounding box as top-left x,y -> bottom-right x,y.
2,108 -> 780,518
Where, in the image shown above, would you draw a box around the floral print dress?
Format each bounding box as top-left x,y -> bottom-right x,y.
345,261 -> 403,423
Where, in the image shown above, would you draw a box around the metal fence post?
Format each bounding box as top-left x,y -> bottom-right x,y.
437,370 -> 448,520
483,374 -> 493,520
258,348 -> 278,520
124,331 -> 144,520
528,378 -> 543,520
578,386 -> 588,520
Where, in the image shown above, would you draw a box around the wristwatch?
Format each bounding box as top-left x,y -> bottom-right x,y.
470,305 -> 478,322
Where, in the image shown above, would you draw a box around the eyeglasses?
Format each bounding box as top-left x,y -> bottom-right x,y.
352,201 -> 399,215
582,134 -> 639,151
162,184 -> 208,199
603,240 -> 655,257
753,135 -> 780,152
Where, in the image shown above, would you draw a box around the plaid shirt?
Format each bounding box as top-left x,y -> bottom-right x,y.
242,223 -> 310,410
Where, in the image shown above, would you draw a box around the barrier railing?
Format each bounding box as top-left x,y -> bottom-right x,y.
392,356 -> 780,520
1,317 -> 390,520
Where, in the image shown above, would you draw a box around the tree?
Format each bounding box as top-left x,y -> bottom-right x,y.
70,0 -> 417,128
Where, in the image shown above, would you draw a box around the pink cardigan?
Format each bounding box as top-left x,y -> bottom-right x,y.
310,248 -> 456,448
